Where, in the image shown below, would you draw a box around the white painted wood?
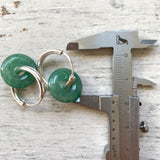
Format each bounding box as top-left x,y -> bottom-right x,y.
0,0 -> 160,159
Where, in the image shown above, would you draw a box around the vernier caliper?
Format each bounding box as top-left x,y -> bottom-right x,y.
66,31 -> 157,160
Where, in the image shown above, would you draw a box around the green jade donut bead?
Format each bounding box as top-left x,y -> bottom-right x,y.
1,54 -> 37,88
48,68 -> 82,103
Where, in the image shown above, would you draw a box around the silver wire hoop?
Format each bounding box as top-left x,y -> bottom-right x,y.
11,66 -> 45,107
38,49 -> 75,87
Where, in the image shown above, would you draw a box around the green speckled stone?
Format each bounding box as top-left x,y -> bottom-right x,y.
48,68 -> 82,103
1,54 -> 37,88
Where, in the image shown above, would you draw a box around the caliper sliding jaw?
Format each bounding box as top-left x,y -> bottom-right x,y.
66,31 -> 157,160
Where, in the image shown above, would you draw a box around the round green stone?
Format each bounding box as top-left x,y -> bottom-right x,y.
48,68 -> 82,103
1,54 -> 37,88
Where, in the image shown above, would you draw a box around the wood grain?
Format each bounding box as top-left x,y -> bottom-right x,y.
0,0 -> 160,159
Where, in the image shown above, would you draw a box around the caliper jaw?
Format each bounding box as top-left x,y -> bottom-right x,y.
140,39 -> 157,48
66,31 -> 157,50
76,95 -> 115,114
76,77 -> 155,112
133,77 -> 155,96
133,77 -> 155,133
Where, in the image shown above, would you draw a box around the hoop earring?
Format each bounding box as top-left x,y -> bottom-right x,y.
38,49 -> 82,103
1,54 -> 45,106
11,66 -> 45,106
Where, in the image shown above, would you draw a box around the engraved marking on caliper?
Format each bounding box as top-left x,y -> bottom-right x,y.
116,35 -> 128,45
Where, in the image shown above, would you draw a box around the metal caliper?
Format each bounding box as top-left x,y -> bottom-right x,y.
66,31 -> 157,160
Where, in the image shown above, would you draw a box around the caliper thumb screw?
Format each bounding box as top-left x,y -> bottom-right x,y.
139,121 -> 149,133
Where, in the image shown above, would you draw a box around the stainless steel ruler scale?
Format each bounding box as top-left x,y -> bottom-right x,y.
113,47 -> 133,160
67,30 -> 156,160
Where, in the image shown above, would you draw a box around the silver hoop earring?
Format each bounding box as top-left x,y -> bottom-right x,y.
38,49 -> 82,103
11,66 -> 46,107
38,49 -> 75,87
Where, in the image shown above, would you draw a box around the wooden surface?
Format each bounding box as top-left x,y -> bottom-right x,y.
0,0 -> 160,159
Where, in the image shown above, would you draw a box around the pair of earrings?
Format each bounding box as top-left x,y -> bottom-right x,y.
1,49 -> 82,106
